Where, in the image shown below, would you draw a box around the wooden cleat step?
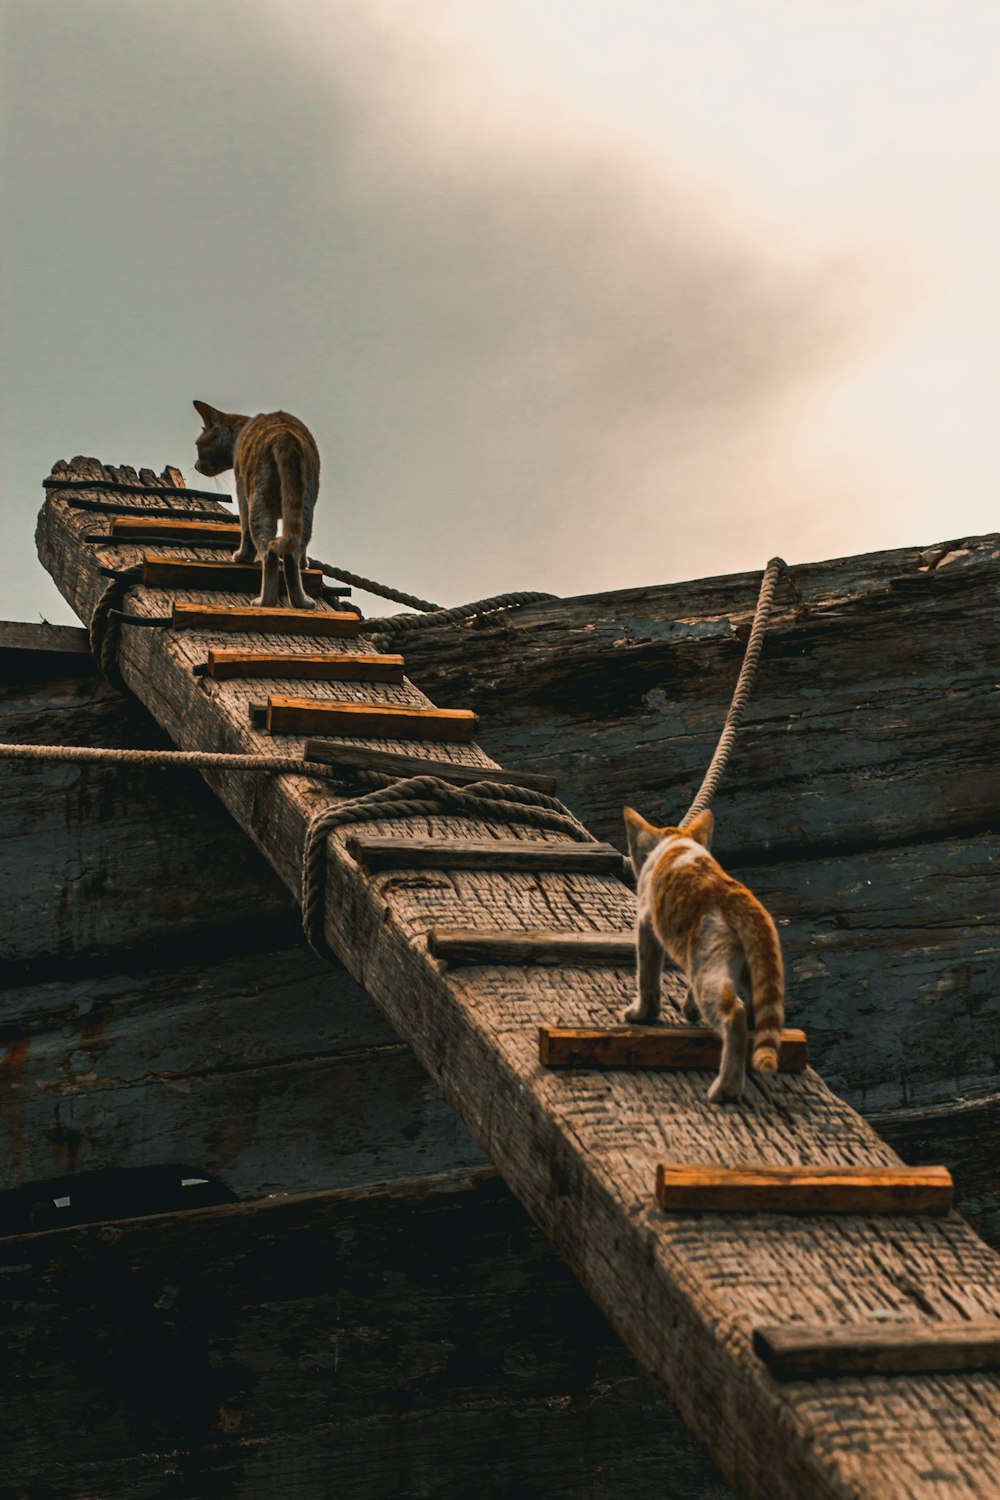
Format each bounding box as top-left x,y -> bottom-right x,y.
655,1164 -> 953,1216
428,928 -> 633,967
302,741 -> 557,794
112,516 -> 242,544
204,649 -> 404,683
539,1025 -> 808,1071
753,1319 -> 1000,1381
142,555 -> 325,597
348,836 -> 628,877
171,602 -> 361,637
263,699 -> 477,741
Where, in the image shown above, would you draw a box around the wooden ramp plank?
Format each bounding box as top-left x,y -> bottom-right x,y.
171,602 -> 361,637
265,697 -> 477,740
142,555 -> 326,597
36,460 -> 1000,1500
656,1164 -> 953,1215
348,835 -> 628,877
428,927 -> 633,965
302,740 -> 558,793
204,649 -> 405,682
539,1025 -> 809,1072
753,1320 -> 1000,1380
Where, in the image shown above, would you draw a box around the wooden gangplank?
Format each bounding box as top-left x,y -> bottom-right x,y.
36,458 -> 1000,1500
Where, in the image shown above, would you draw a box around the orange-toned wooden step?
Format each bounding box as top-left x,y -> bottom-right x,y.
171,602 -> 360,637
262,698 -> 477,740
655,1164 -> 953,1215
142,555 -> 325,596
203,649 -> 404,682
539,1026 -> 808,1071
111,516 -> 242,544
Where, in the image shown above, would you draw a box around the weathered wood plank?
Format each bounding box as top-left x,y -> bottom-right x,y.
540,1025 -> 809,1072
111,516 -> 242,543
265,696 -> 477,740
0,620 -> 94,682
428,927 -> 634,966
349,835 -> 628,877
0,1171 -> 735,1500
171,601 -> 360,635
141,556 -> 326,597
753,1320 -> 1000,1380
656,1164 -> 953,1215
203,649 -> 405,682
303,739 -> 558,792
34,468 -> 1000,1500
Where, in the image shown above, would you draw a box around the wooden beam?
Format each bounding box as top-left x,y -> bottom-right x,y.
111,516 -> 242,543
170,602 -> 361,637
347,835 -> 628,877
203,649 -> 405,682
142,556 -> 326,597
753,1320 -> 1000,1381
539,1026 -> 808,1072
302,740 -> 558,794
264,697 -> 477,741
428,927 -> 633,966
655,1164 -> 953,1215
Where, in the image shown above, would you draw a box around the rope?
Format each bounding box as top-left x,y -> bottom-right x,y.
0,743 -> 339,777
360,590 -> 557,641
88,565 -> 143,694
301,773 -> 592,959
308,559 -> 441,613
680,556 -> 786,825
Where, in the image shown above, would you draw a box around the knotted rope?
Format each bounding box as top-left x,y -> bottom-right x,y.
88,565 -> 143,694
680,556 -> 786,825
359,590 -> 557,641
300,773 -> 592,960
0,743 -> 339,777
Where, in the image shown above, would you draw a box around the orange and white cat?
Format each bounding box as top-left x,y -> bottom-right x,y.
193,402 -> 320,610
623,806 -> 784,1103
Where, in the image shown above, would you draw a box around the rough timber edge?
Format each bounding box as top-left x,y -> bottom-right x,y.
34,461 -> 1000,1500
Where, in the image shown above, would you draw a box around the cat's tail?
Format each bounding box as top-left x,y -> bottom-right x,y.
727,891 -> 784,1073
271,437 -> 318,559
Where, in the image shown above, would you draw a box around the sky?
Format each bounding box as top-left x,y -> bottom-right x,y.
2,0 -> 999,626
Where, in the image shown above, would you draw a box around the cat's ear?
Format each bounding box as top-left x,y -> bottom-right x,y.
193,400 -> 221,426
623,807 -> 664,875
684,809 -> 714,850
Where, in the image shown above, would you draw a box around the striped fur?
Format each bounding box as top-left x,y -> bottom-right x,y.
622,806 -> 784,1103
194,402 -> 320,610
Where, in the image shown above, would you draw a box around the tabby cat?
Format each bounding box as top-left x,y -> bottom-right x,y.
622,806 -> 784,1103
193,401 -> 320,610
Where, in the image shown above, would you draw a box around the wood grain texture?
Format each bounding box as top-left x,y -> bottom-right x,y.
349,835 -> 628,876
303,739 -> 558,792
656,1163 -> 953,1215
265,696 -> 478,740
142,556 -> 325,597
540,1026 -> 808,1072
204,648 -> 405,682
0,1171 -> 735,1500
171,602 -> 360,636
753,1320 -> 1000,1381
34,464 -> 1000,1500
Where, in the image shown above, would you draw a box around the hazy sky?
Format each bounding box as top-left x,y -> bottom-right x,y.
3,0 -> 998,626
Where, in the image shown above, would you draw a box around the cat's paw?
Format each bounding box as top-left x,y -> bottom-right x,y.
682,993 -> 701,1022
293,597 -> 316,612
231,548 -> 256,564
624,1002 -> 656,1025
707,1074 -> 745,1105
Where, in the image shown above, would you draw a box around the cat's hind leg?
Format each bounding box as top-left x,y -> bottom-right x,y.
282,551 -> 315,611
231,477 -> 257,564
624,915 -> 663,1024
691,925 -> 747,1102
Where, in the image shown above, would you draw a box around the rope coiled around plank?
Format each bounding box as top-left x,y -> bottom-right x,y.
680,556 -> 786,825
300,773 -> 593,960
88,564 -> 143,694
